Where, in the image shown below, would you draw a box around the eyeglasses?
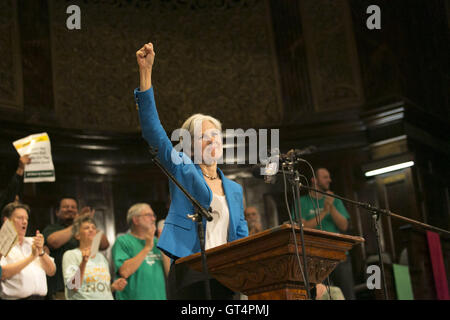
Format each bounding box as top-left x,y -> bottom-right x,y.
196,131 -> 222,142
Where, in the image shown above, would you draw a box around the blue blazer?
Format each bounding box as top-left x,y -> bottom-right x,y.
134,87 -> 249,260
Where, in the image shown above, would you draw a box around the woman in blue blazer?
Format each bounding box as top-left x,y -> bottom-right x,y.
134,43 -> 249,299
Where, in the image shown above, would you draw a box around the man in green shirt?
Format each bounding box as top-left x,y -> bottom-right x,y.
294,167 -> 349,233
295,167 -> 355,300
112,203 -> 169,300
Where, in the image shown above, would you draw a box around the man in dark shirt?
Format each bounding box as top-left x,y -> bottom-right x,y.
43,197 -> 109,299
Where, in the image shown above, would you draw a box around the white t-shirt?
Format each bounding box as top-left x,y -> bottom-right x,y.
62,248 -> 114,300
0,237 -> 54,299
205,194 -> 230,250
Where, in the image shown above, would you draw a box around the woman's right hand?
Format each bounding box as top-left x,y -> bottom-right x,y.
136,43 -> 155,92
136,43 -> 155,71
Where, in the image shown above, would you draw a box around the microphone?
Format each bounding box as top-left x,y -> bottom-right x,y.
251,146 -> 317,184
280,146 -> 317,160
251,149 -> 280,184
251,162 -> 278,184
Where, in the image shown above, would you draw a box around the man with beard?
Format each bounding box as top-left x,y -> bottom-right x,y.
294,167 -> 354,300
43,197 -> 109,299
297,168 -> 349,232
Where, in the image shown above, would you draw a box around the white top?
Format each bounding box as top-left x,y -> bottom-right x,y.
0,237 -> 55,299
205,194 -> 230,250
62,249 -> 113,300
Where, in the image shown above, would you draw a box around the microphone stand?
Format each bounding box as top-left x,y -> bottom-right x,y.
283,161 -> 312,299
148,147 -> 213,300
293,179 -> 450,300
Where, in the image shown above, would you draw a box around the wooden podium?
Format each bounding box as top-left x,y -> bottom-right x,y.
176,224 -> 364,300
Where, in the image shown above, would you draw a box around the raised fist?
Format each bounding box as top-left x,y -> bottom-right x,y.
136,42 -> 155,70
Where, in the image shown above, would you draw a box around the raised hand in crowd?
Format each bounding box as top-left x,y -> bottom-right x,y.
81,247 -> 91,263
145,222 -> 156,250
79,206 -> 95,219
32,230 -> 45,256
16,155 -> 31,176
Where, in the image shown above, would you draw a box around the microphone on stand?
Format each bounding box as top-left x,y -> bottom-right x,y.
251,157 -> 279,184
279,145 -> 317,160
251,146 -> 317,184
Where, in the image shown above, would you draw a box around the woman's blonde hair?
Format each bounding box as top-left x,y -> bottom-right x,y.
181,113 -> 222,139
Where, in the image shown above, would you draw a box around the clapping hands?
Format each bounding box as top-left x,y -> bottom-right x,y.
79,206 -> 95,218
32,230 -> 44,257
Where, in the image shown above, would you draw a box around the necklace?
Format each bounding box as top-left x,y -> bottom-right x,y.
202,171 -> 218,180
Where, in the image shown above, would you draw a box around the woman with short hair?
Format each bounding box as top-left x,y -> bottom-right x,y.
0,202 -> 56,300
62,215 -> 127,300
134,42 -> 249,299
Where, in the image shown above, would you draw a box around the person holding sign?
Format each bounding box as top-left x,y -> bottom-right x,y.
12,132 -> 55,183
0,202 -> 56,300
0,155 -> 31,213
62,216 -> 127,300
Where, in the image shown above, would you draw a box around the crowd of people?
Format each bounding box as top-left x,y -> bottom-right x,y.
0,193 -> 169,300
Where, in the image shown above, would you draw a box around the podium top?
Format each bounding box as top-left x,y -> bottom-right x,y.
176,223 -> 364,265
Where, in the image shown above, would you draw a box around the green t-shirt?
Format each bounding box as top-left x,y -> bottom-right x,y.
293,195 -> 350,234
62,249 -> 114,300
112,233 -> 166,300
42,222 -> 79,295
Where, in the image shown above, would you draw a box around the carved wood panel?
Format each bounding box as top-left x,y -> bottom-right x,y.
299,0 -> 364,112
0,0 -> 23,110
50,0 -> 281,132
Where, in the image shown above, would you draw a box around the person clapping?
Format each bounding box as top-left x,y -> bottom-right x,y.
0,202 -> 56,300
